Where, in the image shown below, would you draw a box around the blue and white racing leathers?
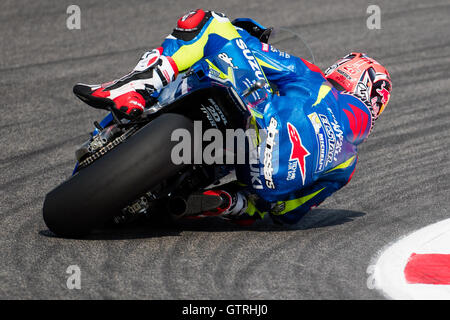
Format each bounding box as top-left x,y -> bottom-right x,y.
160,10 -> 373,223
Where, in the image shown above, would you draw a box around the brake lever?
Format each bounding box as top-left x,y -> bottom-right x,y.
242,79 -> 267,97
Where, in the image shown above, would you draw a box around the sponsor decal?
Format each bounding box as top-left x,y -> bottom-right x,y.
319,114 -> 336,167
286,160 -> 297,181
308,112 -> 322,134
249,145 -> 263,190
261,43 -> 269,52
324,55 -> 354,76
308,109 -> 344,172
343,59 -> 366,76
356,70 -> 372,101
236,38 -> 265,82
356,81 -> 369,100
263,117 -> 278,189
316,133 -> 326,171
200,99 -> 229,128
337,69 -> 352,80
208,98 -> 228,125
218,52 -> 236,69
327,108 -> 344,161
208,68 -> 220,78
376,81 -> 390,105
269,45 -> 290,58
307,113 -> 327,172
200,105 -> 218,128
287,123 -> 310,184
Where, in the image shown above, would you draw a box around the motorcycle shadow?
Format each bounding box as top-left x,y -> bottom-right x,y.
177,208 -> 366,232
40,208 -> 365,240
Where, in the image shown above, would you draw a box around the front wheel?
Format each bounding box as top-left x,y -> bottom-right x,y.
43,113 -> 194,237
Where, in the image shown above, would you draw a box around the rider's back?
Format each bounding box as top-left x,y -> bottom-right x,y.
233,24 -> 372,202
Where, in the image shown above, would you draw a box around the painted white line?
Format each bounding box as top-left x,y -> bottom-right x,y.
369,218 -> 450,300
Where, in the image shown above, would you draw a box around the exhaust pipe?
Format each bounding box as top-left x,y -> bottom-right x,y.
167,196 -> 188,219
167,193 -> 225,219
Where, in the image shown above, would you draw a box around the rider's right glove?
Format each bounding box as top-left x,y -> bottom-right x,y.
73,48 -> 178,118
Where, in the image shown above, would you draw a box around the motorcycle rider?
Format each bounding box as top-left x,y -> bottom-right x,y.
74,9 -> 392,225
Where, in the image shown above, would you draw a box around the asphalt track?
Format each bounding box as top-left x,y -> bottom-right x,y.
1,0 -> 449,299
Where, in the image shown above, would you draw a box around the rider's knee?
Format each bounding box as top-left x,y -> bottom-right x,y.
172,9 -> 212,41
171,9 -> 231,41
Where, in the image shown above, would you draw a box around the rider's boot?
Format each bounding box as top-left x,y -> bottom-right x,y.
184,189 -> 258,225
73,48 -> 178,118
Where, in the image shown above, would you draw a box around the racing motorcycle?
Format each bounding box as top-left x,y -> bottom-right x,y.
43,20 -> 283,237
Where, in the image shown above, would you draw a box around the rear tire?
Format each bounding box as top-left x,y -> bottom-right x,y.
43,113 -> 194,237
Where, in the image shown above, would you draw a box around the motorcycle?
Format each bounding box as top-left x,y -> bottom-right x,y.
42,20 -> 283,237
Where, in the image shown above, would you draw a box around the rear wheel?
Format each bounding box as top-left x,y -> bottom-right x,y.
43,113 -> 194,237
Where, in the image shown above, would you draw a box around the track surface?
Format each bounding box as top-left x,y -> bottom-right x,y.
1,0 -> 449,299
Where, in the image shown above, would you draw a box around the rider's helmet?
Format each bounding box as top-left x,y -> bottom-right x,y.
324,52 -> 392,120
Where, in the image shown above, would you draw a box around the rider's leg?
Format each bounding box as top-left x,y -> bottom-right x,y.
74,9 -> 240,119
161,9 -> 241,72
74,47 -> 178,118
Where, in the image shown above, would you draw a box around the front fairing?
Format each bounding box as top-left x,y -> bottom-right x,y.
158,39 -> 272,128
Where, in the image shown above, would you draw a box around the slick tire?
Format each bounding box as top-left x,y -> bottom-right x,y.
43,113 -> 194,238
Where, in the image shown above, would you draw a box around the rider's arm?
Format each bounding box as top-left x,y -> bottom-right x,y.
236,27 -> 326,96
264,155 -> 358,224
